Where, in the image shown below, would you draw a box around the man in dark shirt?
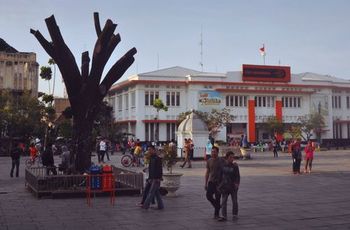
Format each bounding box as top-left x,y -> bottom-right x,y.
143,145 -> 164,210
10,142 -> 23,178
205,146 -> 225,219
218,151 -> 240,221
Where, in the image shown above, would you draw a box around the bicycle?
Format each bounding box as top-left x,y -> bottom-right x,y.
25,154 -> 42,168
121,152 -> 144,167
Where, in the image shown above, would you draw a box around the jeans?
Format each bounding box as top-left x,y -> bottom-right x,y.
293,158 -> 301,173
99,151 -> 106,162
10,159 -> 20,177
143,180 -> 164,209
206,181 -> 221,216
221,190 -> 238,218
141,180 -> 155,205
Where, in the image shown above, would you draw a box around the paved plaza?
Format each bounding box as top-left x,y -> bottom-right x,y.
1,149 -> 350,230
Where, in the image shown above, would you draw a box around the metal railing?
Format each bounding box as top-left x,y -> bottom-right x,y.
112,165 -> 144,193
25,166 -> 144,198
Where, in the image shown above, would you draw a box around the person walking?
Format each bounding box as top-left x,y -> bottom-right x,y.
304,140 -> 315,173
99,138 -> 107,163
189,138 -> 194,160
272,138 -> 279,158
142,145 -> 164,210
291,139 -> 302,174
180,139 -> 192,168
10,142 -> 23,178
205,146 -> 225,219
218,151 -> 240,221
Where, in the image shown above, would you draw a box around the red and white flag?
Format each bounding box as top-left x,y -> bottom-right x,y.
259,44 -> 266,56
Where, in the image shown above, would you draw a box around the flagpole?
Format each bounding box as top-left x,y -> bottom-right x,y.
263,53 -> 265,65
260,44 -> 266,65
263,44 -> 265,65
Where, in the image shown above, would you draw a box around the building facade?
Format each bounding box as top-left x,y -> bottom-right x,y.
0,38 -> 39,97
107,65 -> 350,143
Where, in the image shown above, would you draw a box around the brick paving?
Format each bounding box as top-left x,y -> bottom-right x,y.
1,150 -> 350,230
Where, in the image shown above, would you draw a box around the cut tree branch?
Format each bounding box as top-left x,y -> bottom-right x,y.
100,47 -> 137,98
94,12 -> 102,37
30,29 -> 55,59
44,15 -> 82,96
81,51 -> 90,80
90,19 -> 117,84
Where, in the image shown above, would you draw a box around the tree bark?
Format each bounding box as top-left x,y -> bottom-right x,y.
31,12 -> 136,173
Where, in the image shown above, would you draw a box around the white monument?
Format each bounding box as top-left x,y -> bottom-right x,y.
177,112 -> 209,158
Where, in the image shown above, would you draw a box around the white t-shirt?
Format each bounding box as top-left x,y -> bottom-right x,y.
99,140 -> 106,151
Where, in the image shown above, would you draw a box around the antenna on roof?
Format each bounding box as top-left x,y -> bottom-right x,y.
199,25 -> 204,72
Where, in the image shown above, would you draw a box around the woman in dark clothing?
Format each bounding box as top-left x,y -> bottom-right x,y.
42,143 -> 57,175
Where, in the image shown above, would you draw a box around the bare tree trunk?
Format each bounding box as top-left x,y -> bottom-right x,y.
31,12 -> 136,173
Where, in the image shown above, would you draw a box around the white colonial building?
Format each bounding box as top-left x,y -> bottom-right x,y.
107,65 -> 350,144
0,38 -> 39,97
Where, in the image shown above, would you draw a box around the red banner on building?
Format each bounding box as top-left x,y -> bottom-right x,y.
242,64 -> 291,82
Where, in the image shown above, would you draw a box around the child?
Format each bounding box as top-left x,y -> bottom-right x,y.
218,151 -> 240,221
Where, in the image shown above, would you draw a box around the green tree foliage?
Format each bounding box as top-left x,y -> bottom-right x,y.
177,108 -> 234,137
0,90 -> 46,140
39,66 -> 52,80
58,101 -> 118,141
58,119 -> 73,139
41,94 -> 54,104
153,98 -> 168,112
262,116 -> 285,137
298,111 -> 326,142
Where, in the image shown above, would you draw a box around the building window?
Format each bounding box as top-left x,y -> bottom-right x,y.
176,92 -> 180,106
225,95 -> 247,107
282,96 -> 302,108
131,91 -> 136,108
166,91 -> 180,106
145,91 -> 149,106
125,94 -> 129,110
117,95 -> 122,111
145,122 -> 160,142
347,96 -> 350,109
145,91 -> 159,106
166,123 -> 176,141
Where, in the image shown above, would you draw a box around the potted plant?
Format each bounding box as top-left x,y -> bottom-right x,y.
160,143 -> 183,196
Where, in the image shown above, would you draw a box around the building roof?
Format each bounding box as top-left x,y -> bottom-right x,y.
0,38 -> 18,53
138,66 -> 202,78
111,66 -> 350,92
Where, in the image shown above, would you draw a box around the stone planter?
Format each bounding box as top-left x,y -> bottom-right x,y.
161,172 -> 183,197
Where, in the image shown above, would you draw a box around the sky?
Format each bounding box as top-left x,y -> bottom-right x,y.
1,0 -> 350,97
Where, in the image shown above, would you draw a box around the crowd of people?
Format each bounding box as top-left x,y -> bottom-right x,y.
9,134 -> 318,222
